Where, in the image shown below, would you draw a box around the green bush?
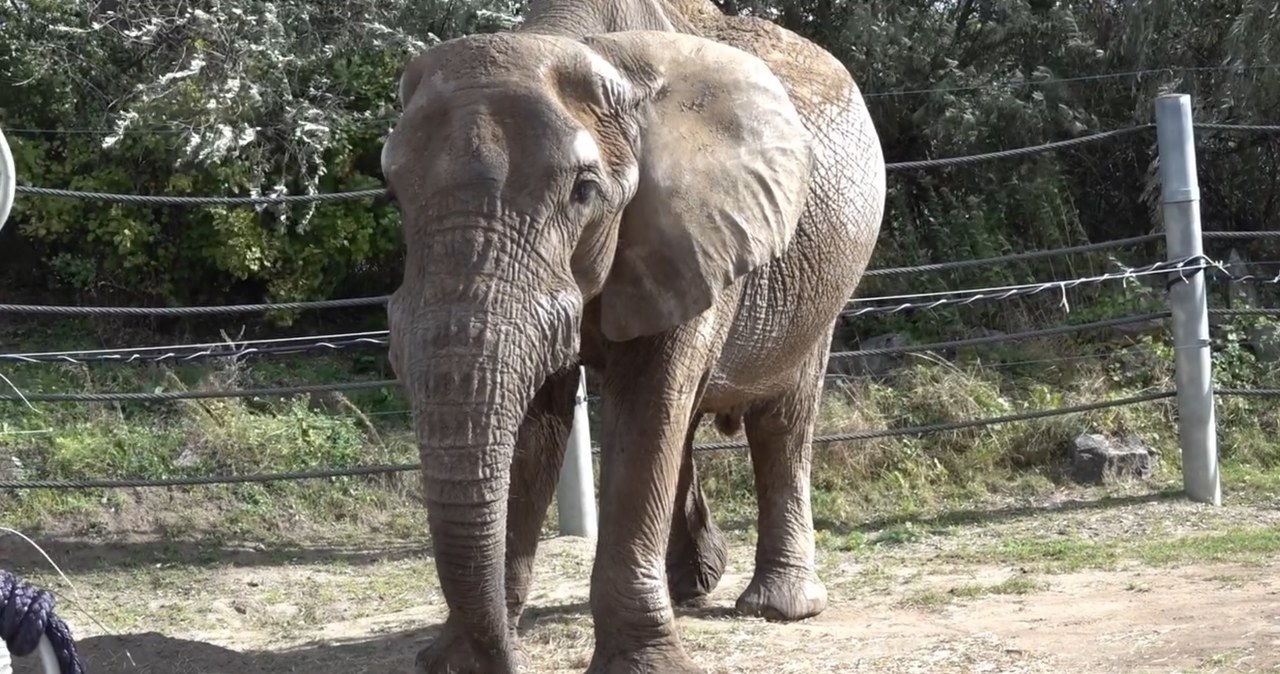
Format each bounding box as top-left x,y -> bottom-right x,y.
1,0 -> 1277,336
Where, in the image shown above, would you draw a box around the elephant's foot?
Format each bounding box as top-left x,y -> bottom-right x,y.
586,643 -> 704,674
734,568 -> 827,622
666,521 -> 729,608
415,621 -> 527,674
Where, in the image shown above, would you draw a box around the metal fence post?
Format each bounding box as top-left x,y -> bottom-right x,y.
0,125 -> 15,232
557,365 -> 597,537
1155,93 -> 1221,506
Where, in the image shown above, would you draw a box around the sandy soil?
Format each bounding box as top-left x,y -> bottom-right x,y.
5,494 -> 1280,674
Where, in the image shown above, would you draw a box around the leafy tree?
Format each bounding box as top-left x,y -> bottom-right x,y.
1,0 -> 1276,336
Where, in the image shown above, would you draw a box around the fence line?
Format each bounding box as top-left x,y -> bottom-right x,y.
7,125 -> 1153,207
0,311 -> 1166,399
885,124 -> 1154,172
1203,230 -> 1280,240
1215,389 -> 1280,397
0,232 -> 1270,319
6,123 -> 1272,209
830,312 -> 1171,360
841,256 -> 1208,318
0,380 -> 394,403
12,185 -> 388,206
1210,308 -> 1280,317
863,232 -> 1164,277
0,295 -> 388,316
0,390 -> 1178,489
0,332 -> 390,364
1194,123 -> 1280,134
2,95 -> 1278,531
693,390 -> 1178,452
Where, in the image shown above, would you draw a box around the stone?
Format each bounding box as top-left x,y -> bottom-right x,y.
1069,433 -> 1159,484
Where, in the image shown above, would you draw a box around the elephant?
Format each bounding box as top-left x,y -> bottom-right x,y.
380,0 -> 886,670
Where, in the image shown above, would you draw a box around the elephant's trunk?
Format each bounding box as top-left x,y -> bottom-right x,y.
389,219 -> 581,665
406,309 -> 540,663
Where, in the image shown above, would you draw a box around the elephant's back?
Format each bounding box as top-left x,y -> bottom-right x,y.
689,14 -> 859,129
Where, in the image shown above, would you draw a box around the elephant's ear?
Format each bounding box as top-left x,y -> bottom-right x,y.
579,31 -> 815,343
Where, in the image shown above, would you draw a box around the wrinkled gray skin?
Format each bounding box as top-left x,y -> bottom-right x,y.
381,0 -> 885,671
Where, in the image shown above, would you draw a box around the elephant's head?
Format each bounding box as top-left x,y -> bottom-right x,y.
381,29 -> 813,656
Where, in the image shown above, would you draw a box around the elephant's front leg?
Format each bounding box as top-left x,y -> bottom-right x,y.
735,346 -> 829,622
588,333 -> 711,674
505,366 -> 580,632
666,414 -> 729,608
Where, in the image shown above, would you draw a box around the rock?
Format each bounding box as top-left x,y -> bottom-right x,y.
1069,433 -> 1159,484
174,447 -> 203,468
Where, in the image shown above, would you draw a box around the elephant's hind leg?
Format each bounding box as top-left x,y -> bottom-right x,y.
666,413 -> 729,607
734,345 -> 829,622
504,366 -> 579,633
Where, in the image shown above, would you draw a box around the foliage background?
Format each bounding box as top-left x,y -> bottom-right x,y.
2,0 -> 1277,324
2,0 -> 1280,539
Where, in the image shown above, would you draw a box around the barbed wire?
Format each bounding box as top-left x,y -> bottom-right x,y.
1207,266 -> 1280,287
826,346 -> 1173,386
0,380 -> 396,403
0,332 -> 389,364
863,233 -> 1165,278
832,312 -> 1170,360
4,253 -> 1261,371
0,235 -> 1173,319
842,255 -> 1206,318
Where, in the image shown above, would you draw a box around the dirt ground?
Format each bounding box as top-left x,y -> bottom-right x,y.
5,492 -> 1280,674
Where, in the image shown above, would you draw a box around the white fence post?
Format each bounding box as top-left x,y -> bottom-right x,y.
1155,93 -> 1222,506
557,365 -> 597,538
0,125 -> 15,232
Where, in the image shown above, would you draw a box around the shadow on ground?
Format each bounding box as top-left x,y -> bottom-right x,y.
9,599 -> 738,674
0,535 -> 438,575
11,628 -> 433,674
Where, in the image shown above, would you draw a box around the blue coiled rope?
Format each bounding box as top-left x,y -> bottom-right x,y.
0,570 -> 85,674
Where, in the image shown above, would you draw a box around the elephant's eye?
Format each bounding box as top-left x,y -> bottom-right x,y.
570,177 -> 601,206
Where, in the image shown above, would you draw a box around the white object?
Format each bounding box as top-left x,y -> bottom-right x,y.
0,126 -> 14,233
557,366 -> 598,538
1155,93 -> 1221,506
0,635 -> 64,674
